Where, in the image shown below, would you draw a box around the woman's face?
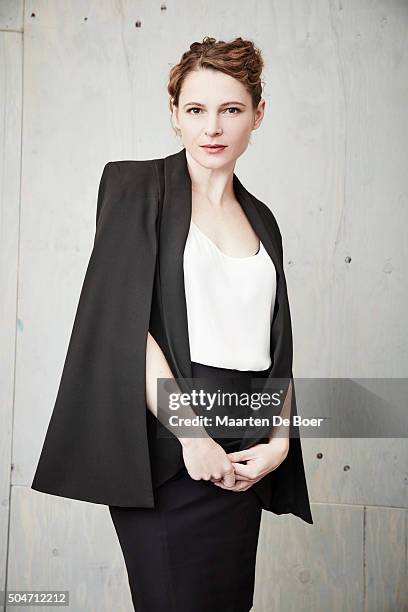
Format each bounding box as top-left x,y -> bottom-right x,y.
171,68 -> 265,169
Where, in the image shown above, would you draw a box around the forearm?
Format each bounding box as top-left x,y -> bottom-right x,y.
145,331 -> 210,447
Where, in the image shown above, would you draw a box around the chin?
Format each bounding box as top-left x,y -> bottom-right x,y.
198,148 -> 233,165
200,159 -> 230,172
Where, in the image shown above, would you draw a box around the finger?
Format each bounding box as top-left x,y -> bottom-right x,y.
221,469 -> 236,488
217,472 -> 257,490
231,461 -> 255,480
214,480 -> 253,492
226,450 -> 251,462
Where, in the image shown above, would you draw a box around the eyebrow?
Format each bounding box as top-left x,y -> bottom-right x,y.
183,101 -> 247,109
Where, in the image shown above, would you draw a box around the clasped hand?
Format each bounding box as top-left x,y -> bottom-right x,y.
212,438 -> 289,492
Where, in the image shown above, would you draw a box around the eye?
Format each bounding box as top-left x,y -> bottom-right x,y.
186,107 -> 242,115
224,107 -> 241,114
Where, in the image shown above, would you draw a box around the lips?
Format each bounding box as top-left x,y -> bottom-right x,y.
200,145 -> 227,153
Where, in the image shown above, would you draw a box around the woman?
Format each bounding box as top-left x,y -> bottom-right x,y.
32,37 -> 313,611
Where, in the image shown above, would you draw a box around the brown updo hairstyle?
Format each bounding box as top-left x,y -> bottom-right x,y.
167,36 -> 265,136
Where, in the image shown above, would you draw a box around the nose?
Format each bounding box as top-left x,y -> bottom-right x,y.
205,114 -> 223,137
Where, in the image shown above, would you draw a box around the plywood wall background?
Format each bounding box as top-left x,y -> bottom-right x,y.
1,1 -> 407,611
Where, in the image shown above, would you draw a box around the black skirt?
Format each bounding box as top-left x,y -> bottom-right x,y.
109,360 -> 272,612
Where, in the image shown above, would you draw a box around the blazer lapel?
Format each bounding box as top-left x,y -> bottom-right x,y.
159,148 -> 193,381
159,147 -> 289,424
231,172 -> 284,280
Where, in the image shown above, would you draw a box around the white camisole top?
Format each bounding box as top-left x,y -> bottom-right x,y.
183,219 -> 277,371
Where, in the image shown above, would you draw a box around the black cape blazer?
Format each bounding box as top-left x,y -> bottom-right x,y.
31,147 -> 313,525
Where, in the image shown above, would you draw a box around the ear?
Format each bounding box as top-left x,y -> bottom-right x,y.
253,98 -> 265,131
171,102 -> 181,134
